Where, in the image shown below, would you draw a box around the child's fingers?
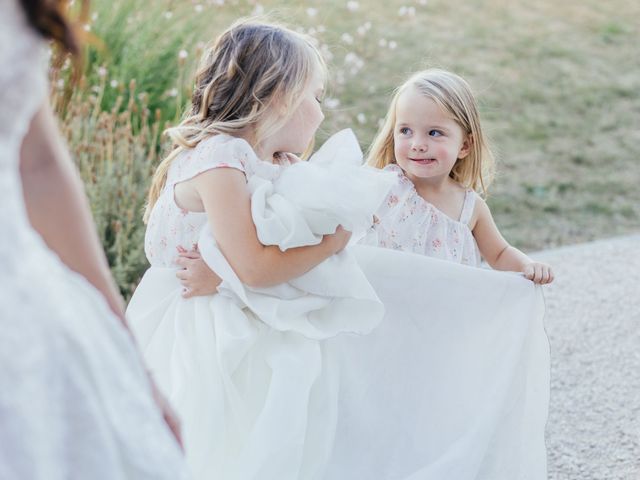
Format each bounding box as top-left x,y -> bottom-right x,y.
523,264 -> 535,280
178,250 -> 201,260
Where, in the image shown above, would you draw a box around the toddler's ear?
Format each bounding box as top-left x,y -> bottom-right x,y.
458,134 -> 473,159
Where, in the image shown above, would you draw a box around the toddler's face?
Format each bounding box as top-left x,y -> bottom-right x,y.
393,86 -> 470,185
270,67 -> 325,156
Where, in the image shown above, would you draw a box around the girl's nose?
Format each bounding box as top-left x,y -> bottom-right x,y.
411,140 -> 427,152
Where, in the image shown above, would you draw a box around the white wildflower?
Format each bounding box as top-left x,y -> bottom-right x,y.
341,33 -> 354,44
324,98 -> 341,109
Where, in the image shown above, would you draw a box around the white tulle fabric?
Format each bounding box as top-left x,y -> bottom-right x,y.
129,130 -> 394,479
0,1 -> 189,479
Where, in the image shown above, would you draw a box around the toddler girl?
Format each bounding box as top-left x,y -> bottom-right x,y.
365,68 -> 554,284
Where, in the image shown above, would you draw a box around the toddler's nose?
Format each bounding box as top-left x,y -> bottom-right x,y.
411,141 -> 427,152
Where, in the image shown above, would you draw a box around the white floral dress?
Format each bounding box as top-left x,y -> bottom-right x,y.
362,164 -> 482,266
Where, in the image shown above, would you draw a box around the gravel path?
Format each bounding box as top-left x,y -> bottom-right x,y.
533,234 -> 640,479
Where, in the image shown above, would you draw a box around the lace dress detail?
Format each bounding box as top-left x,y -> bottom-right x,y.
363,164 -> 482,266
0,1 -> 189,478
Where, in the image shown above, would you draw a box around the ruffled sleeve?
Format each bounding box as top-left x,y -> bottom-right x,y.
166,134 -> 254,187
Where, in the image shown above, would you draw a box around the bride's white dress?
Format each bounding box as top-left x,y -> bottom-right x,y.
128,127 -> 549,479
0,2 -> 189,479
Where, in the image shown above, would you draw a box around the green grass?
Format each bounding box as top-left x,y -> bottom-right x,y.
54,0 -> 640,296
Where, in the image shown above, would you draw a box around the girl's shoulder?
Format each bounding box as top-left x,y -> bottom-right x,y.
168,134 -> 260,186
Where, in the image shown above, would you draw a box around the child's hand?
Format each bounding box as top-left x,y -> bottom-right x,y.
522,261 -> 554,284
175,245 -> 222,298
324,225 -> 352,254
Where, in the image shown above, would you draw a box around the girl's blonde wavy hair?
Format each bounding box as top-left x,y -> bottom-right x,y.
366,69 -> 495,195
144,19 -> 325,222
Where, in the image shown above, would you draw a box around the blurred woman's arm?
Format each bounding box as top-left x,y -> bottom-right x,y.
19,102 -> 126,321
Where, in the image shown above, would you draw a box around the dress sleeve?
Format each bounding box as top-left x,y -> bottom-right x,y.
167,135 -> 253,186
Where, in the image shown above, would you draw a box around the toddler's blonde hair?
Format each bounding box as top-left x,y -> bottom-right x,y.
367,69 -> 495,195
144,19 -> 325,222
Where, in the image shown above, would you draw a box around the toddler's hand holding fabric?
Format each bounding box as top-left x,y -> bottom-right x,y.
523,261 -> 554,284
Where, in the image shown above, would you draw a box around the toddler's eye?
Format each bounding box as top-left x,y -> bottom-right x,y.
399,127 -> 411,135
429,129 -> 443,137
315,97 -> 323,104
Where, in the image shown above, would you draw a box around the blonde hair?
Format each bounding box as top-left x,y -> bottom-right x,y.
144,19 -> 325,222
366,69 -> 495,195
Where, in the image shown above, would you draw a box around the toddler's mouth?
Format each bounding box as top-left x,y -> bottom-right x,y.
409,158 -> 436,164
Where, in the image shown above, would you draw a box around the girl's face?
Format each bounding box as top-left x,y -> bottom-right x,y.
267,66 -> 325,158
393,86 -> 470,185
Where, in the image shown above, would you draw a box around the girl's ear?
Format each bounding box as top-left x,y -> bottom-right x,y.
458,133 -> 473,159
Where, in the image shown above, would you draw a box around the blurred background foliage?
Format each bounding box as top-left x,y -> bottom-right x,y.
51,0 -> 640,298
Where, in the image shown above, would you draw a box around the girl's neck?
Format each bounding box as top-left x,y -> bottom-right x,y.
234,130 -> 277,164
407,172 -> 455,196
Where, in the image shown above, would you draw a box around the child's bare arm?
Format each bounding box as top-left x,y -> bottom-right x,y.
472,198 -> 554,284
190,167 -> 351,288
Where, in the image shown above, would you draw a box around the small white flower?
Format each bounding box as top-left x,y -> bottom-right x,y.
306,7 -> 317,17
364,21 -> 372,30
357,113 -> 367,124
341,33 -> 354,44
389,40 -> 397,49
252,4 -> 264,15
169,88 -> 178,98
56,78 -> 65,89
194,4 -> 203,12
97,66 -> 107,77
83,24 -> 91,32
110,80 -> 119,88
418,0 -> 428,5
346,1 -> 359,12
178,50 -> 188,60
91,12 -> 98,21
324,98 -> 340,109
164,11 -> 173,19
399,6 -> 407,16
